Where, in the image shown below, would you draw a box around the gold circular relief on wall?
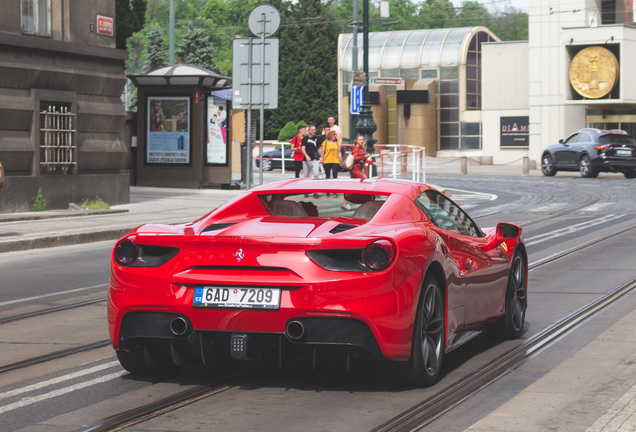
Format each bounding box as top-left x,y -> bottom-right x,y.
569,46 -> 619,99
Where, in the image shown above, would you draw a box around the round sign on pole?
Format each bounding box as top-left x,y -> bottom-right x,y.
248,4 -> 280,37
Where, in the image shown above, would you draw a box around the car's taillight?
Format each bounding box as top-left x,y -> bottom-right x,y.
115,238 -> 139,265
114,238 -> 180,267
363,239 -> 396,271
594,144 -> 611,151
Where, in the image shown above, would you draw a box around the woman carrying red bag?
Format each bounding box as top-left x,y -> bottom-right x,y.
342,135 -> 378,211
350,134 -> 377,179
290,125 -> 307,178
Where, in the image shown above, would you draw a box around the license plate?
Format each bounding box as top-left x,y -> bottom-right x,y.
193,286 -> 280,309
616,149 -> 632,156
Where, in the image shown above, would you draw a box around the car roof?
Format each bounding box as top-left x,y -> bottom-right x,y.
250,178 -> 431,199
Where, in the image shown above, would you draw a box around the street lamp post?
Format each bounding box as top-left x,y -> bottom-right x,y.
355,0 -> 377,155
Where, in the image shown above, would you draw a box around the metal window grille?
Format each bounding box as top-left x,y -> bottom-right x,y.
40,104 -> 76,174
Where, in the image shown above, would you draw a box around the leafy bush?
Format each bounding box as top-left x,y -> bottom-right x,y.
80,197 -> 110,210
30,187 -> 48,212
277,121 -> 298,142
296,120 -> 308,129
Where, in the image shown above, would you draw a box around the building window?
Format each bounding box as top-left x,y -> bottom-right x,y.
40,103 -> 76,174
438,67 -> 460,150
421,69 -> 438,79
21,0 -> 51,37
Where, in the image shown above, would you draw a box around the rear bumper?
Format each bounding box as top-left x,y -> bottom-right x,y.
116,311 -> 384,367
597,156 -> 636,171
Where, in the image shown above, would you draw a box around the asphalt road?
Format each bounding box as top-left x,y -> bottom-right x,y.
0,174 -> 635,431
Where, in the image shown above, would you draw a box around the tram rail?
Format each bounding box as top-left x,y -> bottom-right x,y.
60,223 -> 636,432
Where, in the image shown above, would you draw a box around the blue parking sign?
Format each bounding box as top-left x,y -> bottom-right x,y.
350,85 -> 363,115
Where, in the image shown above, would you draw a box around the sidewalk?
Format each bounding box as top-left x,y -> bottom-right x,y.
0,186 -> 244,253
466,306 -> 636,432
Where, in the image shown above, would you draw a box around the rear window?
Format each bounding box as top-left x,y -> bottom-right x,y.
599,134 -> 636,145
259,193 -> 388,219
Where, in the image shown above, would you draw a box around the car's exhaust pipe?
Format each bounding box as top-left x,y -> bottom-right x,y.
170,316 -> 189,336
286,320 -> 306,341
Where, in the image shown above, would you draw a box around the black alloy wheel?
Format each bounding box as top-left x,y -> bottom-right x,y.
499,252 -> 527,339
378,275 -> 445,387
541,153 -> 557,176
579,154 -> 598,178
414,277 -> 445,382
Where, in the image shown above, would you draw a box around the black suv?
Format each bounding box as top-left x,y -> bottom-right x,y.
541,128 -> 636,178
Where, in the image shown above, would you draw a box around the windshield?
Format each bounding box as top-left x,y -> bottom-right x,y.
259,193 -> 388,219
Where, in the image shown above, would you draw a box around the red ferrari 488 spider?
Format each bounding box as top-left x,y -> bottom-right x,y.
108,178 -> 527,386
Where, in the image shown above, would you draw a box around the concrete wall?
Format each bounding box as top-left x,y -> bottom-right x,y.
481,41 -> 530,164
0,173 -> 129,213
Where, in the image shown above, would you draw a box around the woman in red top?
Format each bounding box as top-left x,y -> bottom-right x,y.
290,125 -> 307,178
341,135 -> 378,211
350,134 -> 377,179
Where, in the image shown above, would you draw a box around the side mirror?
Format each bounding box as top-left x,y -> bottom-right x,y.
496,222 -> 521,242
559,139 -> 564,144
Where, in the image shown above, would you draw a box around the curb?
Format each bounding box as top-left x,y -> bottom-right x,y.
0,208 -> 129,223
0,227 -> 133,253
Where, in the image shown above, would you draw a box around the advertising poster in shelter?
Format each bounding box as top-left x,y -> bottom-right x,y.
206,97 -> 228,164
147,97 -> 190,163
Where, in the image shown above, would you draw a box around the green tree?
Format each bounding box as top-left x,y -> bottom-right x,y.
265,0 -> 339,138
120,0 -> 529,136
418,0 -> 456,29
116,0 -> 147,49
489,9 -> 528,41
176,22 -> 220,72
453,1 -> 490,27
144,24 -> 167,72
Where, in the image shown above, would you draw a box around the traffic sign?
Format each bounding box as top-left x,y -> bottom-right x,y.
370,77 -> 402,85
352,71 -> 366,86
350,85 -> 363,115
232,38 -> 279,109
248,4 -> 280,37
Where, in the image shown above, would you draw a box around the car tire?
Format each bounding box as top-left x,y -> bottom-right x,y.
497,251 -> 527,339
579,155 -> 598,178
378,275 -> 444,387
624,169 -> 636,179
261,159 -> 273,171
116,348 -> 180,375
541,153 -> 557,176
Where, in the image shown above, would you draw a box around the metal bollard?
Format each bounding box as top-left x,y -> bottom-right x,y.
522,156 -> 529,175
460,156 -> 468,174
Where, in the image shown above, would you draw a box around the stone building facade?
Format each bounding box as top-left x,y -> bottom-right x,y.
0,0 -> 129,212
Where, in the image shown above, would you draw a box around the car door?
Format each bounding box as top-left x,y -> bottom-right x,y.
554,132 -> 579,167
572,131 -> 594,163
416,190 -> 509,327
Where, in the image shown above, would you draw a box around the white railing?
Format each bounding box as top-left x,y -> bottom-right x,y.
370,144 -> 426,184
254,142 -> 427,183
